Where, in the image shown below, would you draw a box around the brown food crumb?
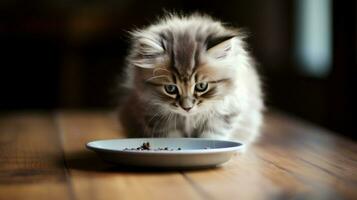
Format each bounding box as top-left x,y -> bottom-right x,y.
123,142 -> 182,151
142,142 -> 151,150
134,142 -> 150,150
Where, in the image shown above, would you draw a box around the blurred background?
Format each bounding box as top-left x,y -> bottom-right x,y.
0,0 -> 356,139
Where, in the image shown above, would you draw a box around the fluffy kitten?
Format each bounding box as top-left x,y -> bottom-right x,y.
118,14 -> 264,145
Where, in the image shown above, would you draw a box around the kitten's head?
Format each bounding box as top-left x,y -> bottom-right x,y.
127,14 -> 251,115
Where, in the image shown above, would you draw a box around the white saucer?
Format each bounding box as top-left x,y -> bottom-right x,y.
86,138 -> 244,168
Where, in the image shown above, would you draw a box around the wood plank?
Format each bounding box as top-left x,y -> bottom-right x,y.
259,112 -> 357,198
0,113 -> 71,200
2,110 -> 355,199
57,111 -> 202,200
183,111 -> 357,200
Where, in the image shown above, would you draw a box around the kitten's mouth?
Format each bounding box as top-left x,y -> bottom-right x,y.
170,104 -> 198,115
177,106 -> 196,115
182,107 -> 192,112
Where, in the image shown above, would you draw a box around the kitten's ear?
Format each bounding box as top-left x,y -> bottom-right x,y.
131,35 -> 165,68
206,35 -> 237,60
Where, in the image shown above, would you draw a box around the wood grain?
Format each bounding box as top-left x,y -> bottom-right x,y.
0,110 -> 356,200
57,111 -> 202,200
183,112 -> 357,200
0,113 -> 71,200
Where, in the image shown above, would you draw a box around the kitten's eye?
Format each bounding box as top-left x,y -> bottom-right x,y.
164,84 -> 178,94
195,82 -> 208,92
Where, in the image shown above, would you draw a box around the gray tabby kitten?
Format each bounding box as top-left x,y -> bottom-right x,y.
118,14 -> 264,145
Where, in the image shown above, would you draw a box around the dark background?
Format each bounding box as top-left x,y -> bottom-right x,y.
0,0 -> 356,139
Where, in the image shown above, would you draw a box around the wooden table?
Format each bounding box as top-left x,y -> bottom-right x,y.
0,110 -> 356,200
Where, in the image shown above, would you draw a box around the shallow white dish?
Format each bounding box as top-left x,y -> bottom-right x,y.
86,138 -> 244,168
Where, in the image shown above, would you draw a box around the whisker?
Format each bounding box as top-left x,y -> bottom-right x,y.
146,75 -> 171,82
174,114 -> 177,133
147,112 -> 161,125
147,108 -> 167,137
165,112 -> 173,137
153,67 -> 171,76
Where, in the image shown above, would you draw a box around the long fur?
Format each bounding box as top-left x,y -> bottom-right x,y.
118,14 -> 264,146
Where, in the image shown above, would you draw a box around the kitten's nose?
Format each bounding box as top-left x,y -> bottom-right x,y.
182,106 -> 192,112
180,97 -> 195,112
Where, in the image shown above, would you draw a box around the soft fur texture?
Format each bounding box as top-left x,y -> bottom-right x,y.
118,14 -> 264,145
